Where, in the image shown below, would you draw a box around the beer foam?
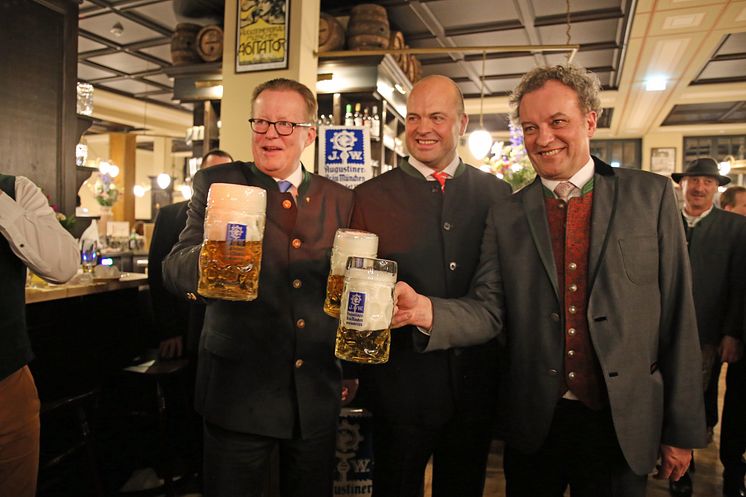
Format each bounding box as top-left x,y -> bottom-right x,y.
341,270 -> 395,330
207,183 -> 266,213
204,214 -> 265,241
330,230 -> 378,274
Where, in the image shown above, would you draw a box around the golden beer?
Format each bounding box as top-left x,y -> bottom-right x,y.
335,258 -> 397,364
335,326 -> 391,364
198,183 -> 266,301
198,240 -> 262,301
323,273 -> 345,317
323,229 -> 378,317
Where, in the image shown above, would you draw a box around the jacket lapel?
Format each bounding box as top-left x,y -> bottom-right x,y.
588,159 -> 618,293
522,178 -> 560,299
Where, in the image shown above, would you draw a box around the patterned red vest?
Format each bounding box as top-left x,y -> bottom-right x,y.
544,186 -> 607,410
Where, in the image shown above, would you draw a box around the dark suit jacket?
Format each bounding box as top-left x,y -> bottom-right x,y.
148,200 -> 205,353
163,162 -> 354,439
351,160 -> 511,427
418,157 -> 706,475
684,207 -> 746,346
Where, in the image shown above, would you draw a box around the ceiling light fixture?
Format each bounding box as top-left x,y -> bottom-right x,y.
645,77 -> 667,91
468,51 -> 492,160
110,22 -> 124,37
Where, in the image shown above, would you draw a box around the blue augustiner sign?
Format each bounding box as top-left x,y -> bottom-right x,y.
318,126 -> 372,189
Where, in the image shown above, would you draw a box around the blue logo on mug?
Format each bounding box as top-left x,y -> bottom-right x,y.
226,223 -> 247,243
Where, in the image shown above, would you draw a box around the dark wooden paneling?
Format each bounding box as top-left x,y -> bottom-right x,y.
0,0 -> 78,213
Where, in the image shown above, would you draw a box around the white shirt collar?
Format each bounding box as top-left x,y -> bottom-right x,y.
273,163 -> 303,189
540,156 -> 595,195
408,154 -> 461,180
682,205 -> 714,227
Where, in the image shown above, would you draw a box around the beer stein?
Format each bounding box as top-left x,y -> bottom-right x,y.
335,257 -> 397,364
323,229 -> 379,318
198,183 -> 266,301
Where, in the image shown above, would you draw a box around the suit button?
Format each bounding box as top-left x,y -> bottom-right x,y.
558,202 -> 565,209
568,328 -> 576,336
550,313 -> 560,322
292,279 -> 302,289
569,283 -> 578,292
568,305 -> 576,314
548,369 -> 559,376
449,262 -> 457,271
296,319 -> 305,329
568,262 -> 577,271
282,199 -> 293,209
291,238 -> 302,249
568,349 -> 576,358
443,222 -> 451,231
568,371 -> 576,380
295,359 -> 304,368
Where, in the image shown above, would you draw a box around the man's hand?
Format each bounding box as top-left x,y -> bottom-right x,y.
341,379 -> 359,406
391,281 -> 433,330
159,336 -> 184,360
655,444 -> 691,481
719,336 -> 743,363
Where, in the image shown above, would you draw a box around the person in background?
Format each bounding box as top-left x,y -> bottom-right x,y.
0,173 -> 79,497
163,78 -> 354,497
719,183 -> 746,497
721,185 -> 746,216
350,74 -> 511,497
146,148 -> 233,491
149,148 -> 233,360
393,64 -> 706,497
670,160 -> 746,497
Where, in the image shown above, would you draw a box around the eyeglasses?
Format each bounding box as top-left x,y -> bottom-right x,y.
248,118 -> 314,136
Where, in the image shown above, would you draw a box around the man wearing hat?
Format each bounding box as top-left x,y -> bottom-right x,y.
671,157 -> 746,497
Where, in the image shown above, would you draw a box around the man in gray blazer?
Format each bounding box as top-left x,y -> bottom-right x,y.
393,64 -> 706,497
671,158 -> 746,497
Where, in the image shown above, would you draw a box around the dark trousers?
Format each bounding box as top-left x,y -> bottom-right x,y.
720,358 -> 746,485
203,420 -> 337,497
704,360 -> 724,428
504,399 -> 647,497
370,409 -> 494,497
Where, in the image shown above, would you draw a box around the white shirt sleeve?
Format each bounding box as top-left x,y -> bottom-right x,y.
0,176 -> 79,283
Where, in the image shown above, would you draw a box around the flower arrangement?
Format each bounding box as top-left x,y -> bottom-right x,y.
43,191 -> 76,232
94,170 -> 119,207
481,122 -> 536,192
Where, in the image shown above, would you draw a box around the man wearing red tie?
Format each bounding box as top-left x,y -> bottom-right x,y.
350,75 -> 511,497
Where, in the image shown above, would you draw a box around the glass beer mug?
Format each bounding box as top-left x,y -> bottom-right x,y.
335,257 -> 397,364
323,229 -> 379,318
198,183 -> 266,301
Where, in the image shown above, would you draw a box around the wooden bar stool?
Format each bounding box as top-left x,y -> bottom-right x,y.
118,357 -> 191,497
38,388 -> 105,497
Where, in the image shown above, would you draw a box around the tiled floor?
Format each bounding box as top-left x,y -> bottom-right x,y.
425,364 -> 732,497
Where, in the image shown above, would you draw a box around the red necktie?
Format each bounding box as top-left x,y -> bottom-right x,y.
432,171 -> 448,191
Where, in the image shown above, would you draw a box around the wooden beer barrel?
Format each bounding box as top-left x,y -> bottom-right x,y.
319,13 -> 345,51
389,31 -> 405,65
171,23 -> 202,65
408,55 -> 422,82
196,25 -> 223,62
398,44 -> 410,75
347,4 -> 390,50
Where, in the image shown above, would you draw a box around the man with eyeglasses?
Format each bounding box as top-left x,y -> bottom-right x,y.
163,78 -> 354,497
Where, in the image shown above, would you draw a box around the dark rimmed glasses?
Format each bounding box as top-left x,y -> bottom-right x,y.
248,118 -> 314,136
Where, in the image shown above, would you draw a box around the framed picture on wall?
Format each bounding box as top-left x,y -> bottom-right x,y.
236,0 -> 290,73
651,147 -> 676,176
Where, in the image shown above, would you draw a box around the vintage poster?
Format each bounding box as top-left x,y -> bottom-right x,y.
318,126 -> 373,189
236,0 -> 289,72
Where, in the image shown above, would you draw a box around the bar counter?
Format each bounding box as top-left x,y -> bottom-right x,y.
26,272 -> 148,304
